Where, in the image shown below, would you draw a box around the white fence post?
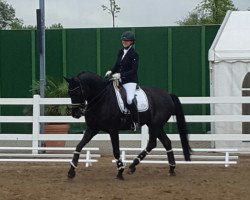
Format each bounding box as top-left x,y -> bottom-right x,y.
85,150 -> 90,167
141,125 -> 148,148
32,95 -> 40,154
225,152 -> 229,167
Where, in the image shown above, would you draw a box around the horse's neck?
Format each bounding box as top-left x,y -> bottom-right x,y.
86,78 -> 107,102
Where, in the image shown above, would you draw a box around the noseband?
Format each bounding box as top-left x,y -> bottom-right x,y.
69,77 -> 88,114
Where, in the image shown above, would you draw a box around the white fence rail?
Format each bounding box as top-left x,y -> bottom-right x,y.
0,147 -> 100,167
112,148 -> 239,167
1,95 -> 250,150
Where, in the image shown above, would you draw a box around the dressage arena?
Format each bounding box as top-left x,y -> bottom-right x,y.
0,155 -> 250,200
1,10 -> 250,200
1,95 -> 250,200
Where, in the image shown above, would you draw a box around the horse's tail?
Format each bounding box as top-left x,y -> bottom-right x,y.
170,94 -> 191,161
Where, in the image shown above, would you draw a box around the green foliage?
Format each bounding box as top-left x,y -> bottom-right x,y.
0,0 -> 63,30
31,78 -> 68,98
24,78 -> 70,116
17,25 -> 37,30
0,0 -> 23,29
14,23 -> 64,30
49,23 -> 63,29
177,0 -> 237,25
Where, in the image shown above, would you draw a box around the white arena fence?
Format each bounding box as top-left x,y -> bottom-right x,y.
0,147 -> 100,167
1,95 -> 250,166
112,148 -> 239,167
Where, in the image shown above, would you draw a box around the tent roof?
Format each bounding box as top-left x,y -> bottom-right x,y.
209,11 -> 250,62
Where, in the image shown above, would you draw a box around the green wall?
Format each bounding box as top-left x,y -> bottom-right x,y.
0,25 -> 220,134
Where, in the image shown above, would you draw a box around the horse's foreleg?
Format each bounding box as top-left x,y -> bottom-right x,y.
128,132 -> 157,174
158,131 -> 176,176
110,132 -> 125,180
128,149 -> 149,174
68,128 -> 98,179
166,149 -> 176,176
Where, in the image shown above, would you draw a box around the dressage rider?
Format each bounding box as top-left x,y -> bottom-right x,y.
105,31 -> 139,127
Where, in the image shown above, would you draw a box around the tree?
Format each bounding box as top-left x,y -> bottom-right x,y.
11,23 -> 64,30
0,0 -> 63,30
18,25 -> 36,30
0,0 -> 23,29
49,23 -> 63,29
102,0 -> 121,27
177,0 -> 237,25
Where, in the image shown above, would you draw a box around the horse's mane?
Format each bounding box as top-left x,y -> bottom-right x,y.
76,71 -> 108,87
77,71 -> 105,81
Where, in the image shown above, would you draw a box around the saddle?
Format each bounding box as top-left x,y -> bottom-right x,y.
113,80 -> 149,113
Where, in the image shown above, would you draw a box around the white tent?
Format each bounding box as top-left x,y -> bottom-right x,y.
209,11 -> 250,149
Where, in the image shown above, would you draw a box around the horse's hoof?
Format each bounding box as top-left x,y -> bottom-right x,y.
68,169 -> 76,179
116,174 -> 124,180
127,167 -> 136,175
169,172 -> 176,176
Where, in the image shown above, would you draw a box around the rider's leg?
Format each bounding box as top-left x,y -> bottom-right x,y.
123,82 -> 138,123
123,82 -> 137,105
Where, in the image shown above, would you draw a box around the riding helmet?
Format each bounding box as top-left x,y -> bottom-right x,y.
121,31 -> 135,41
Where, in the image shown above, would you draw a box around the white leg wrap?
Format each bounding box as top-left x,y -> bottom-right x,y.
117,166 -> 125,170
144,149 -> 149,154
166,149 -> 173,153
70,161 -> 78,169
116,159 -> 125,170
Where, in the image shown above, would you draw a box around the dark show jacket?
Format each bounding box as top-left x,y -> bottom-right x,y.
111,47 -> 139,84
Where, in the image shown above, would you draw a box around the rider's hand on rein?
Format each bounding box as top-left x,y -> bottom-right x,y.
112,73 -> 121,80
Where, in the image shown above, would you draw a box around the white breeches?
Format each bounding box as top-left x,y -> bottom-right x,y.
123,82 -> 137,104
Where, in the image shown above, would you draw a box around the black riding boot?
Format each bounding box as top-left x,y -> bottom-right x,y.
127,99 -> 139,131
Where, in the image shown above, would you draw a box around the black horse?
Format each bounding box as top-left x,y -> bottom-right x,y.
65,71 -> 191,180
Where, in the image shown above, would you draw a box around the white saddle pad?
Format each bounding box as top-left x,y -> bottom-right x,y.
113,81 -> 149,113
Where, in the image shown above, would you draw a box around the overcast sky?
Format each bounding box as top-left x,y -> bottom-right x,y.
5,0 -> 250,28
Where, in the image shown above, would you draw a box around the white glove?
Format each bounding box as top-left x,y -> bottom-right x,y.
112,73 -> 121,79
105,70 -> 112,77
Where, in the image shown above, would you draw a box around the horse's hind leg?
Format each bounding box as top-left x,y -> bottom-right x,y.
158,129 -> 176,176
128,128 -> 157,174
68,127 -> 98,179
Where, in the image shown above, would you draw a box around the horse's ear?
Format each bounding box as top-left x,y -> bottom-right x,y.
64,77 -> 70,83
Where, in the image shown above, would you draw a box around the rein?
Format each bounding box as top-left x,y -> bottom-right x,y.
75,78 -> 112,114
83,82 -> 111,113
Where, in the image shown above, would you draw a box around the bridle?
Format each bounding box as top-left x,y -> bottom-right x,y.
68,76 -> 87,113
69,76 -> 111,115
